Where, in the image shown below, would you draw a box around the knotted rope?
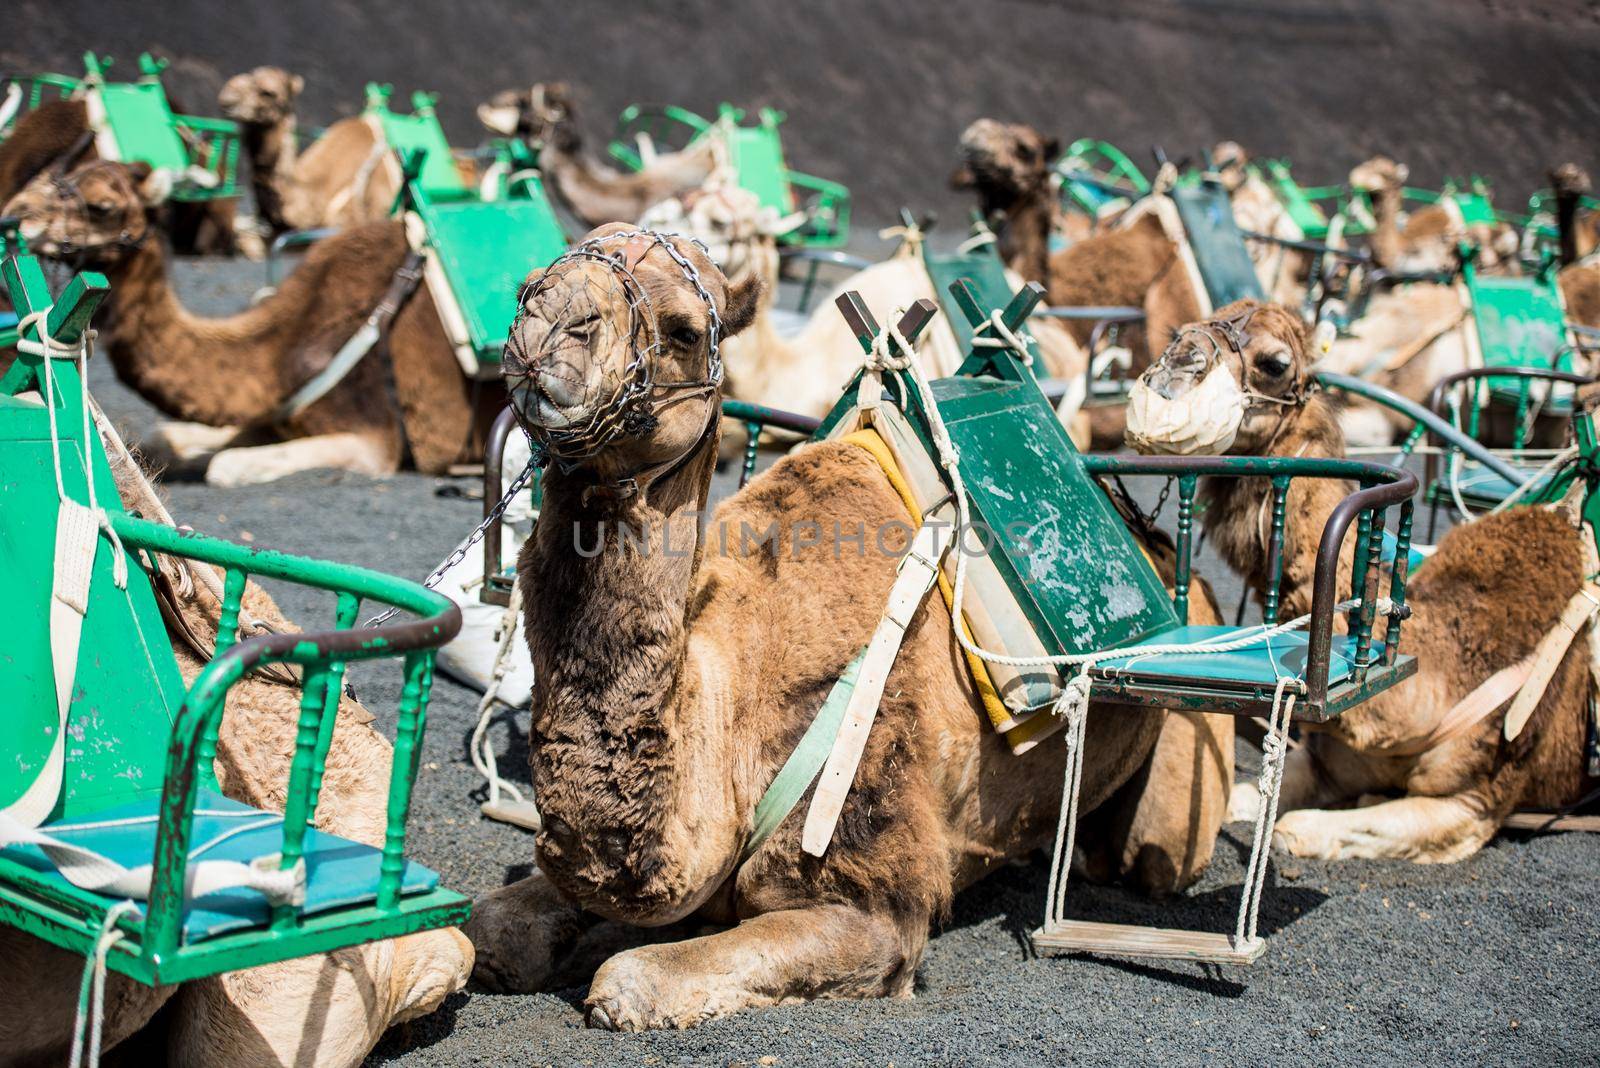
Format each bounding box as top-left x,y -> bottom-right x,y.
69,899 -> 138,1068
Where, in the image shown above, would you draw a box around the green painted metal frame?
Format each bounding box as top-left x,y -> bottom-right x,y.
1053,139 -> 1148,218
1,233 -> 468,985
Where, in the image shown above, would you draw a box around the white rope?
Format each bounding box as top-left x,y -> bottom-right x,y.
1235,678 -> 1295,951
969,310 -> 1034,367
955,228 -> 997,255
1490,444 -> 1579,515
68,899 -> 138,1068
469,581 -> 534,817
1044,696 -> 1089,927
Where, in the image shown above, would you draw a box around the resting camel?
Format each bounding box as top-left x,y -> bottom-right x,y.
2,417 -> 469,1065
5,157 -> 494,485
1556,166 -> 1600,331
0,88 -> 237,255
953,119 -> 1204,447
479,84 -> 718,229
1207,141 -> 1318,308
1348,156 -> 1517,275
1130,299 -> 1598,862
463,224 -> 1232,1029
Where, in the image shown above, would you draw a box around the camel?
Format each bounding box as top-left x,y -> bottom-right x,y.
954,119 -> 1205,448
1348,156 -> 1517,275
0,87 -> 237,256
2,413 -> 469,1065
1206,141 -> 1318,308
5,157 -> 492,485
463,224 -> 1234,1028
480,85 -> 719,229
1130,298 -> 1598,862
217,66 -> 305,244
1556,166 -> 1600,332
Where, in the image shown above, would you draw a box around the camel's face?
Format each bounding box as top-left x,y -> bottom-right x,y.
1349,155 -> 1408,194
952,119 -> 1059,201
1550,163 -> 1593,199
504,224 -> 760,483
1211,140 -> 1249,193
477,82 -> 579,152
218,67 -> 303,125
1128,300 -> 1311,456
5,160 -> 160,269
639,185 -> 779,292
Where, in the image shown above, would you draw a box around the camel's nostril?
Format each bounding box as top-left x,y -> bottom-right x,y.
536,366 -> 588,411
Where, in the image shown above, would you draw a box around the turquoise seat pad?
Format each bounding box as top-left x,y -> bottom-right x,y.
1428,461 -> 1550,506
418,196 -> 568,363
2,788 -> 440,943
1379,528 -> 1428,572
1093,625 -> 1372,687
1171,184 -> 1265,308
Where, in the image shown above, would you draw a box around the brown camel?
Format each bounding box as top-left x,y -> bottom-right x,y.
954,119 -> 1203,382
1348,156 -> 1517,274
217,65 -> 305,239
1549,163 -> 1598,267
1131,299 -> 1598,862
462,224 -> 1231,1029
6,157 -> 492,484
2,418 -> 469,1065
0,89 -> 237,255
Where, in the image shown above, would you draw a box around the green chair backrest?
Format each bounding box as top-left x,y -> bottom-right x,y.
922,244 -> 1038,363
1170,181 -> 1266,308
1252,159 -> 1330,238
706,106 -> 795,216
1463,256 -> 1577,412
365,86 -> 469,199
0,262 -> 185,823
93,80 -> 190,171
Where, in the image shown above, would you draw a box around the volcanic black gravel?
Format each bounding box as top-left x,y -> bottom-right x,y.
86,256 -> 1600,1066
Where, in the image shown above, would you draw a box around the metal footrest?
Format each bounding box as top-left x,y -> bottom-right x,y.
1032,919 -> 1265,965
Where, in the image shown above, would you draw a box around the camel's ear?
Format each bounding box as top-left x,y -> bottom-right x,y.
1042,136 -> 1061,161
477,102 -> 521,137
129,162 -> 172,208
721,275 -> 763,338
1394,162 -> 1410,184
950,164 -> 975,190
290,74 -> 305,97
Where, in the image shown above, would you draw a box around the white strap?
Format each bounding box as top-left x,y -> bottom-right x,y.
801,519 -> 954,856
1506,582 -> 1600,740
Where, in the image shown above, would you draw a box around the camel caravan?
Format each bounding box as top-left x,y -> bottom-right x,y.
3,39 -> 1600,1066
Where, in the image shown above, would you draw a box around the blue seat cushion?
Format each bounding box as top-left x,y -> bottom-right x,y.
2,788 -> 440,943
1093,625 -> 1376,687
1428,461 -> 1550,506
1379,528 -> 1428,573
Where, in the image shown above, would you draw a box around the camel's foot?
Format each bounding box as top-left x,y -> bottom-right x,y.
1228,780 -> 1263,823
465,871 -> 601,994
389,927 -> 475,1025
1273,796 -> 1494,863
145,420 -> 242,465
204,432 -> 396,486
584,905 -> 919,1032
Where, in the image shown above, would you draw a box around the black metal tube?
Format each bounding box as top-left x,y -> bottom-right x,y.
482,405 -> 519,600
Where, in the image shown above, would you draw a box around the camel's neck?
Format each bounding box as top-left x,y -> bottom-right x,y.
100,241 -> 291,425
1368,184 -> 1405,270
522,425 -> 742,921
541,147 -> 634,227
244,115 -> 298,232
1556,188 -> 1582,267
1200,397 -> 1348,617
981,184 -> 1053,285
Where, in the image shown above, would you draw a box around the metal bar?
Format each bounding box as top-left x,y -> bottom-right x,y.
273,664 -> 332,931
1384,500 -> 1415,664
1264,476 -> 1290,625
307,591 -> 360,814
379,652 -> 432,910
198,567 -> 250,790
482,405 -> 517,605
1350,493 -> 1377,667
740,421 -> 761,488
1173,475 -> 1197,623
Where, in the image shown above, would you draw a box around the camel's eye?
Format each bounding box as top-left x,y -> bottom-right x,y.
1257,351 -> 1292,378
88,200 -> 116,217
669,325 -> 702,348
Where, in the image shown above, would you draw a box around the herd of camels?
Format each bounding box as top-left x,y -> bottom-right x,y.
1,58 -> 1598,1064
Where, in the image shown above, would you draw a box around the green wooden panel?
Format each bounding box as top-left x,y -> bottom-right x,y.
0,409 -> 185,822
94,83 -> 188,171
920,376 -> 1178,656
1171,183 -> 1265,308
722,124 -> 794,215
371,105 -> 466,198
418,192 -> 569,364
1469,275 -> 1569,370
1254,160 -> 1329,238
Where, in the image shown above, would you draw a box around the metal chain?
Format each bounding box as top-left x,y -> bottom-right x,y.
1149,476 -> 1174,524
364,457 -> 538,628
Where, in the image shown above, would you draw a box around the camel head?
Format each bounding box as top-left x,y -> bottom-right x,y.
217,66 -> 303,126
503,224 -> 761,489
952,119 -> 1059,206
477,82 -> 580,152
1550,163 -> 1593,199
1210,140 -> 1250,193
1348,155 -> 1408,195
5,158 -> 166,270
639,184 -> 781,294
1126,299 -> 1314,456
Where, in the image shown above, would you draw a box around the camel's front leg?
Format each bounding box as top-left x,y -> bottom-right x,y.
465,869 -> 609,993
585,904 -> 922,1032
204,432 -> 397,486
1228,734 -> 1390,823
1273,793 -> 1497,864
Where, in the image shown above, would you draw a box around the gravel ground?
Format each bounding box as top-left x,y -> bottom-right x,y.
85,256 -> 1600,1066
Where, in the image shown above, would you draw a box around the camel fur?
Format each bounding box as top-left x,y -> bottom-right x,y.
0,426 -> 469,1067
6,157 -> 494,485
1132,298 -> 1599,862
464,224 -> 1230,1030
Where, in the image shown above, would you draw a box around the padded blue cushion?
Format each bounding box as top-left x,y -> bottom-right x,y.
1094,624 -> 1375,686
0,311 -> 17,329
1430,462 -> 1550,506
1379,529 -> 1428,573
2,788 -> 440,943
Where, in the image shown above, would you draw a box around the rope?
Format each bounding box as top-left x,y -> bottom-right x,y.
468,580 -> 534,817
1044,696 -> 1088,927
969,310 -> 1035,367
68,899 -> 138,1068
1236,679 -> 1295,950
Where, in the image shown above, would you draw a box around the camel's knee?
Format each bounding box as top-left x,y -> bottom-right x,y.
204,432 -> 396,486
388,927 -> 473,1024
465,872 -> 592,994
1273,795 -> 1495,863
